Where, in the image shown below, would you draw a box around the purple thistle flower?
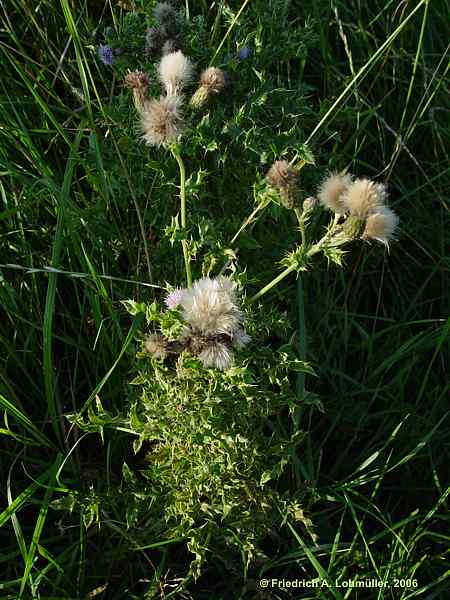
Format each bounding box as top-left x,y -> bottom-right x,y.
97,45 -> 114,66
237,46 -> 251,60
165,287 -> 185,309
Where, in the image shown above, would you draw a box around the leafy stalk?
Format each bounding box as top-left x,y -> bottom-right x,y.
171,145 -> 192,288
249,213 -> 343,304
294,208 -> 307,425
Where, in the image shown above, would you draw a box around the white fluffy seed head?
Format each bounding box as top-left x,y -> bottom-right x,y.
180,277 -> 242,337
200,67 -> 226,94
141,95 -> 183,146
198,341 -> 233,371
341,178 -> 386,218
362,206 -> 399,246
144,333 -> 167,358
158,50 -> 194,96
317,172 -> 353,215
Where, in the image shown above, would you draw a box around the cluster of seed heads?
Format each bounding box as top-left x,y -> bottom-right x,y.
317,173 -> 399,245
124,13 -> 227,147
266,161 -> 399,246
145,277 -> 250,371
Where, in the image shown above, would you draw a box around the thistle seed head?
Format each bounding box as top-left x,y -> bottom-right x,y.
145,27 -> 166,57
158,50 -> 194,96
141,95 -> 184,147
159,19 -> 179,40
124,70 -> 150,89
153,2 -> 177,24
317,172 -> 352,215
362,205 -> 399,246
266,160 -> 301,209
124,70 -> 150,113
190,67 -> 226,109
180,277 -> 243,338
144,333 -> 168,359
341,178 -> 385,218
162,38 -> 182,56
200,67 -> 226,94
198,340 -> 233,371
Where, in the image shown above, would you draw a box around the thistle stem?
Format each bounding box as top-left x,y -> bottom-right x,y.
230,201 -> 266,246
293,208 -> 307,423
171,145 -> 192,288
294,207 -> 307,248
249,263 -> 297,304
249,200 -> 343,304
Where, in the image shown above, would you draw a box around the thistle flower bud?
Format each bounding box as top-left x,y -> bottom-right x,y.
153,1 -> 177,24
124,70 -> 150,114
317,172 -> 352,215
362,206 -> 399,246
165,287 -> 185,309
145,26 -> 165,57
158,50 -> 194,96
302,196 -> 318,212
190,67 -> 226,109
144,333 -> 168,359
266,160 -> 301,210
141,95 -> 184,147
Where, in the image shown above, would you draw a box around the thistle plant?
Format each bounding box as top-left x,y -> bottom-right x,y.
2,0 -> 446,597
71,5 -> 400,583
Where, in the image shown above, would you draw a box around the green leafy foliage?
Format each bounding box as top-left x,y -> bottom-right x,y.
69,301 -> 315,578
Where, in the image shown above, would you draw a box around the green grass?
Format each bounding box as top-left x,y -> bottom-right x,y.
1,0 -> 449,598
